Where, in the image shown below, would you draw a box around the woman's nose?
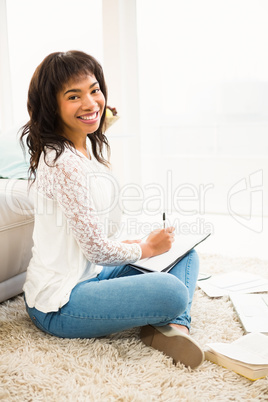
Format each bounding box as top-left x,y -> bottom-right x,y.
82,94 -> 97,109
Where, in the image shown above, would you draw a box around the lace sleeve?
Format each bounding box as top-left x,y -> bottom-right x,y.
40,152 -> 142,265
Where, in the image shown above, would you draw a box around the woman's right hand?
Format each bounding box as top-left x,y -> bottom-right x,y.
140,227 -> 175,259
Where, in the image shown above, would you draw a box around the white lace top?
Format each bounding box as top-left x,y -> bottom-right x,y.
23,146 -> 141,313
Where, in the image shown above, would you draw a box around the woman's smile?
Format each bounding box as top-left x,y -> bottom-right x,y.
77,111 -> 100,123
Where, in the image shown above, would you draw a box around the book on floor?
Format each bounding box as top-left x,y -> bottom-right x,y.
204,332 -> 268,381
130,232 -> 211,273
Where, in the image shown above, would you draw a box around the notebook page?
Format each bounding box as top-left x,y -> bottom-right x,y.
135,233 -> 209,271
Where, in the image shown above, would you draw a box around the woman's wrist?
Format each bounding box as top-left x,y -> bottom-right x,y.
140,242 -> 154,259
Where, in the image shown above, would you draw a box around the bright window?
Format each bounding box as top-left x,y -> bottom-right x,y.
136,0 -> 268,216
137,0 -> 268,156
4,0 -> 103,130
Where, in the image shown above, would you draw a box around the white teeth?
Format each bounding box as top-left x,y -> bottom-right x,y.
79,112 -> 97,120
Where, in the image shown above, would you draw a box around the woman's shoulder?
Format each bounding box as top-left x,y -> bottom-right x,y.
40,145 -> 110,177
40,146 -> 81,168
37,147 -> 85,191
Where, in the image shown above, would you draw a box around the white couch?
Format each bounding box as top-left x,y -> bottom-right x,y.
0,130 -> 34,302
0,179 -> 34,302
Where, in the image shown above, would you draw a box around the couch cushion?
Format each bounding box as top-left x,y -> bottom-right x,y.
0,179 -> 34,300
0,179 -> 33,227
0,129 -> 30,179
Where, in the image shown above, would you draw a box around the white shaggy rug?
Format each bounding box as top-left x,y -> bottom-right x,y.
1,254 -> 268,402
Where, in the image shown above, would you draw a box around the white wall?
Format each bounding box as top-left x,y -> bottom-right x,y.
1,0 -> 103,131
0,0 -> 12,130
136,0 -> 268,217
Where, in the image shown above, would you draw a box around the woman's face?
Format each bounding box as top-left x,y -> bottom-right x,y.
56,73 -> 105,140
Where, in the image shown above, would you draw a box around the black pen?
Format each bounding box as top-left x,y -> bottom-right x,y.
163,212 -> 166,229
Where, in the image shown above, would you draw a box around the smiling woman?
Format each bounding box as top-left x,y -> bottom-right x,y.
19,50 -> 204,370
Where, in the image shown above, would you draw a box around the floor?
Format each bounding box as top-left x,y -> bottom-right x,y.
120,212 -> 268,260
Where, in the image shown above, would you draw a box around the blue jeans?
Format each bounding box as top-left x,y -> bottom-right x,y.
25,250 -> 199,338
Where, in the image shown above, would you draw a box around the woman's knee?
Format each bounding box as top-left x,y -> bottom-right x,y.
189,249 -> 199,271
152,273 -> 189,317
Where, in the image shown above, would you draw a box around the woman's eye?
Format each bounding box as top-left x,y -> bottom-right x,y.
69,95 -> 79,100
92,88 -> 100,94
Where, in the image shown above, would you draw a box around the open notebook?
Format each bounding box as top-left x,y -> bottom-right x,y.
130,232 -> 211,273
230,293 -> 268,335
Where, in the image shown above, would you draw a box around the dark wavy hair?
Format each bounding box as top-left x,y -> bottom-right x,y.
20,50 -> 110,181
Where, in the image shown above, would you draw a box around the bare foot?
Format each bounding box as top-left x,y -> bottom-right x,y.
169,323 -> 190,335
